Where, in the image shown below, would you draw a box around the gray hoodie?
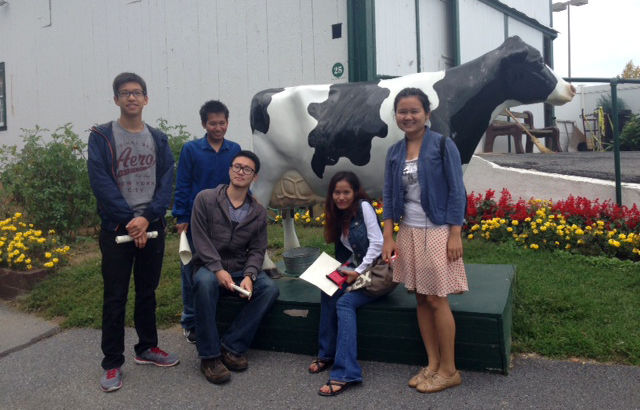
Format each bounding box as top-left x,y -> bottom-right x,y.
190,185 -> 267,279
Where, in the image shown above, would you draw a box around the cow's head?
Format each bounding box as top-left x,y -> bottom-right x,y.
500,36 -> 575,105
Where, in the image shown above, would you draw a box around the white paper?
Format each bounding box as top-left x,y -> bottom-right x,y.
115,231 -> 158,244
299,252 -> 342,296
179,231 -> 192,265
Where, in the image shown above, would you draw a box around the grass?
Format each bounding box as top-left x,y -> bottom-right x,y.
16,226 -> 640,365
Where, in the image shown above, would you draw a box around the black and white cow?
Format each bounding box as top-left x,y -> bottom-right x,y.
250,36 -> 575,264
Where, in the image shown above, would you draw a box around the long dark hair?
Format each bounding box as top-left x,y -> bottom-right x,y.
324,171 -> 370,244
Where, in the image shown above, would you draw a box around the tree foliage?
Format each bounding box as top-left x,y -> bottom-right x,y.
621,60 -> 640,79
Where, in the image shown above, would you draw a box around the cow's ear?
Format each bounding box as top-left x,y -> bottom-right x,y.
504,48 -> 528,64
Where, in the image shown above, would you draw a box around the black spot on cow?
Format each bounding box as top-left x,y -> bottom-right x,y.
307,83 -> 390,178
250,88 -> 285,134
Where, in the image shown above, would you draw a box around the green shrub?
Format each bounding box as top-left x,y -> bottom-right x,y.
155,118 -> 194,211
619,114 -> 640,151
0,124 -> 98,239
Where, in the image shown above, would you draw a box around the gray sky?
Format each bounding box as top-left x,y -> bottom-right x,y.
551,0 -> 640,79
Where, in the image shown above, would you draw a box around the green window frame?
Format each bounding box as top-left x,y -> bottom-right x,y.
0,62 -> 6,131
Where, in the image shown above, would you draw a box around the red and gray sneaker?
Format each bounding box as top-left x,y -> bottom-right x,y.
100,367 -> 123,392
134,347 -> 180,367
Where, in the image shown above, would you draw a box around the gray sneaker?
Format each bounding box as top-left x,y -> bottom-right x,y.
100,368 -> 123,392
134,347 -> 180,367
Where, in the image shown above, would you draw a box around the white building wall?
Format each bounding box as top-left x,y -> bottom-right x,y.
418,0 -> 454,71
375,0 -> 452,76
375,0 -> 417,76
0,0 -> 349,149
503,0 -> 550,26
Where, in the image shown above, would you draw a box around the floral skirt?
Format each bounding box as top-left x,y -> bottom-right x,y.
393,224 -> 468,297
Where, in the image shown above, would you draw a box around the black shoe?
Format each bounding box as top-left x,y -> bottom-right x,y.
221,348 -> 248,371
201,358 -> 231,384
183,328 -> 196,344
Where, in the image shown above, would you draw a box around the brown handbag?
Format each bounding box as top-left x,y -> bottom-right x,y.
349,256 -> 397,297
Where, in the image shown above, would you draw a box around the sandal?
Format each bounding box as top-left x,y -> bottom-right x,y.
308,358 -> 334,374
318,380 -> 360,397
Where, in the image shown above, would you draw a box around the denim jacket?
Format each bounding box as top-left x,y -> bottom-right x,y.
382,127 -> 466,226
87,121 -> 175,232
335,201 -> 370,265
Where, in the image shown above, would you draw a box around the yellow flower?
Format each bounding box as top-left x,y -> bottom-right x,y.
305,218 -> 311,223
540,226 -> 547,232
372,201 -> 378,207
529,244 -> 539,249
53,258 -> 59,263
575,229 -> 584,235
577,239 -> 585,245
315,217 -> 320,222
507,227 -> 513,232
26,264 -> 32,270
511,220 -> 519,226
499,219 -> 506,224
14,212 -> 22,218
48,229 -> 56,234
524,217 -> 531,222
45,252 -> 52,258
565,244 -> 571,249
393,225 -> 399,232
467,234 -> 474,239
44,262 -> 54,268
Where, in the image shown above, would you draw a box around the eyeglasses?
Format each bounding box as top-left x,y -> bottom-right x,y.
117,90 -> 145,98
230,163 -> 255,176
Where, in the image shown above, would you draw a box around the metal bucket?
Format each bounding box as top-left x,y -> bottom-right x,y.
282,247 -> 322,277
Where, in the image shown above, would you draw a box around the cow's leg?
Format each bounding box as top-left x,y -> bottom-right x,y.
282,209 -> 301,250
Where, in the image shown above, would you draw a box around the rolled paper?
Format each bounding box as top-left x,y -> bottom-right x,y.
115,231 -> 159,244
179,231 -> 192,264
231,284 -> 252,298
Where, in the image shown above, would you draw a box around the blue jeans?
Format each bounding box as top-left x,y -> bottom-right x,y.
193,266 -> 279,358
180,231 -> 195,331
317,288 -> 379,383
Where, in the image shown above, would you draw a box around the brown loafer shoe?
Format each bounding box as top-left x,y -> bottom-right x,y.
408,367 -> 436,388
201,358 -> 231,384
221,348 -> 248,371
416,371 -> 462,393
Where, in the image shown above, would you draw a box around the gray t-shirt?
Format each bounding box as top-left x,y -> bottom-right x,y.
112,120 -> 156,217
402,158 -> 435,228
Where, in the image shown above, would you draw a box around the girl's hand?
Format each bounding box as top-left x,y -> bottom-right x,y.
340,269 -> 359,284
447,227 -> 463,261
382,238 -> 398,263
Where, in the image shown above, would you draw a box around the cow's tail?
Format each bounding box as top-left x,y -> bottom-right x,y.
250,87 -> 285,134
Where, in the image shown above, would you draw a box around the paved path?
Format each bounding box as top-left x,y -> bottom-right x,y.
477,152 -> 640,183
0,305 -> 639,410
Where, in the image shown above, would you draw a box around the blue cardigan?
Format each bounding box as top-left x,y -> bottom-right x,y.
382,127 -> 466,226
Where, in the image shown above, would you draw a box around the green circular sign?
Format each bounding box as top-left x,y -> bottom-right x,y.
332,62 -> 344,78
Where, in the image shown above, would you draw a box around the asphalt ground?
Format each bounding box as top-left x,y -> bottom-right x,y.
1,324 -> 639,410
476,152 -> 640,184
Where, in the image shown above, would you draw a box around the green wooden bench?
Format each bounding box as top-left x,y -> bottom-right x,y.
216,264 -> 515,374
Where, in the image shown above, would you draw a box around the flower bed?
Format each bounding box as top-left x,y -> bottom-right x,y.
269,189 -> 639,261
0,213 -> 71,271
465,189 -> 640,261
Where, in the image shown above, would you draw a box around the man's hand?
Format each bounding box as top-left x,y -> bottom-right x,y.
176,223 -> 189,234
239,276 -> 253,299
133,234 -> 148,249
216,269 -> 234,291
126,216 -> 149,239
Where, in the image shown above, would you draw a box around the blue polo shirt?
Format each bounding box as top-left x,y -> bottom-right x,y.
172,136 -> 241,224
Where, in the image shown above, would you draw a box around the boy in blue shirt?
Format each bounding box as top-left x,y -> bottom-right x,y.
172,100 -> 241,342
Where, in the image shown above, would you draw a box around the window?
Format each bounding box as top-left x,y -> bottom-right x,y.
0,62 -> 6,131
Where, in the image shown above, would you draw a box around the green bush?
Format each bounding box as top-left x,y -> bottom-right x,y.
0,124 -> 98,239
155,118 -> 194,213
619,114 -> 640,151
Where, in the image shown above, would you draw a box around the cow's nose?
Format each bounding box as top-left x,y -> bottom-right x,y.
570,84 -> 576,96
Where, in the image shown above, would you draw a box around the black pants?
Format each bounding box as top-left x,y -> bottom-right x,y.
99,222 -> 165,370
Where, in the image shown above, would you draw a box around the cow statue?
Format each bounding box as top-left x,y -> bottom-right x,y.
249,36 -> 575,272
